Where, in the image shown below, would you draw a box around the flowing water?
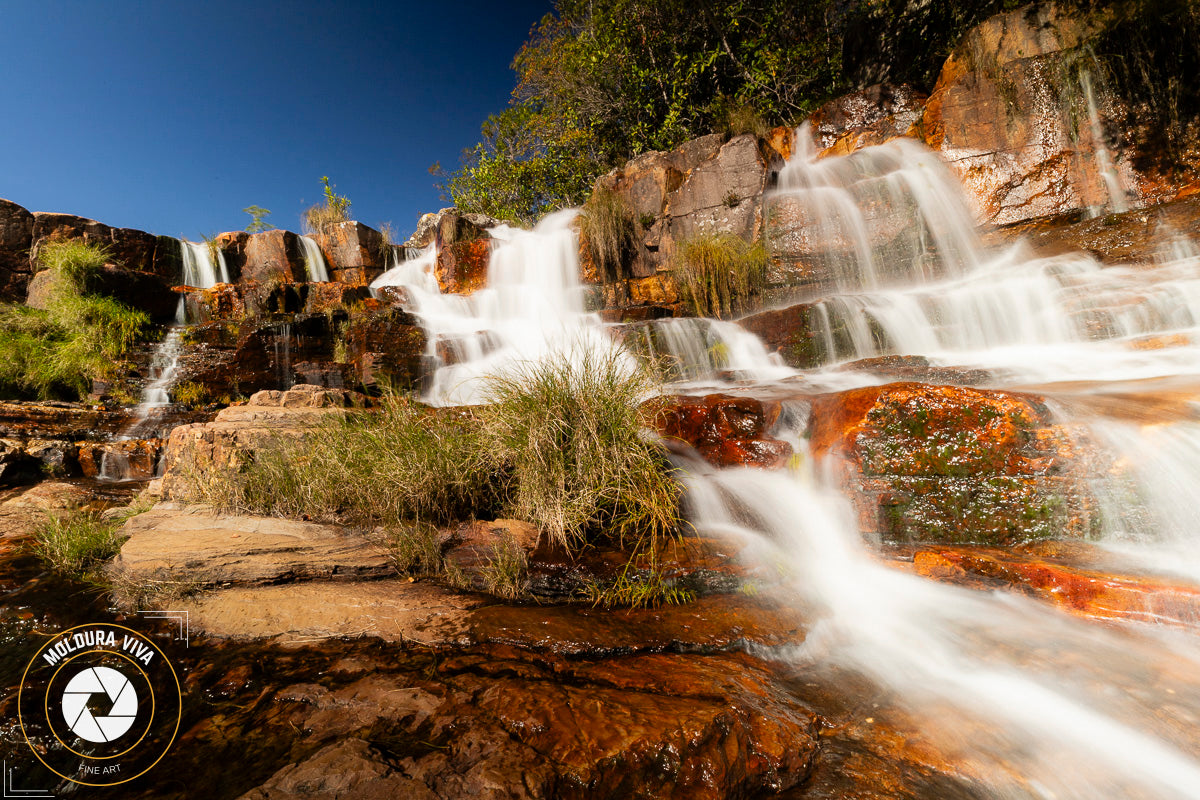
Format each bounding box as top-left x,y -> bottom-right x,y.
180,239 -> 230,289
299,235 -> 331,282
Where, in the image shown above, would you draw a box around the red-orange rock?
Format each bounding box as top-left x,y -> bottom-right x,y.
241,230 -> 306,285
650,394 -> 792,469
310,221 -> 388,285
0,198 -> 34,301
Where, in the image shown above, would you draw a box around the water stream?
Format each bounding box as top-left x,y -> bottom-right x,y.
357,125 -> 1200,796
299,235 -> 331,282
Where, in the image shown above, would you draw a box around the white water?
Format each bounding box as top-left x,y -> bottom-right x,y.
180,240 -> 230,288
1081,68 -> 1131,215
299,236 -> 331,282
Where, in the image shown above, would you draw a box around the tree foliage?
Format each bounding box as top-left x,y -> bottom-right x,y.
441,0 -> 848,223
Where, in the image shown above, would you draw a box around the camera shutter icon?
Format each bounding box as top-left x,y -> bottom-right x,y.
60,666 -> 138,743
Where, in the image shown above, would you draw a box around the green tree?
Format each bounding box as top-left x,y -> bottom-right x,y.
243,205 -> 272,233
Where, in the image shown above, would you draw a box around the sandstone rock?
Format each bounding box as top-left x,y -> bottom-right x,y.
214,231 -> 249,281
308,221 -> 388,284
343,306 -> 429,392
29,212 -> 174,278
77,438 -> 162,480
111,502 -> 397,587
808,83 -> 928,151
239,739 -> 441,800
0,198 -> 34,301
0,440 -> 38,487
181,579 -> 482,645
0,401 -> 133,440
443,519 -> 539,584
650,394 -> 792,469
302,281 -> 371,314
241,230 -> 306,285
810,382 -> 1098,545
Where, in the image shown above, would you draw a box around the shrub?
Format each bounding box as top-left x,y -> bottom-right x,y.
30,509 -> 126,579
303,176 -> 352,233
481,345 -> 682,553
712,95 -> 771,139
243,205 -> 272,233
578,186 -> 643,283
674,232 -> 770,319
36,239 -> 110,293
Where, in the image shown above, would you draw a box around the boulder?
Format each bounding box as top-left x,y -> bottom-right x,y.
810,382 -> 1099,546
241,230 -> 306,285
431,212 -> 492,295
808,83 -> 928,152
343,306 -> 429,392
213,231 -> 249,282
650,394 -> 792,469
0,198 -> 34,301
309,221 -> 387,284
26,263 -> 177,321
110,502 -> 397,588
29,212 -> 173,278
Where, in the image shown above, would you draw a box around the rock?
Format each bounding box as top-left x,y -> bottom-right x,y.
110,502 -> 398,588
241,230 -> 306,285
430,212 -> 492,295
308,222 -> 388,285
0,401 -> 134,440
26,263 -> 177,321
239,739 -> 441,800
810,382 -> 1098,545
28,212 -> 178,280
181,579 -> 483,645
214,231 -> 249,281
650,394 -> 792,469
343,306 -> 429,392
302,281 -> 371,315
443,519 -> 539,588
808,83 -> 928,152
0,440 -> 39,487
405,208 -> 501,249
76,438 -> 162,481
0,480 -> 98,512
247,383 -> 367,409
910,543 -> 1200,628
0,198 -> 34,301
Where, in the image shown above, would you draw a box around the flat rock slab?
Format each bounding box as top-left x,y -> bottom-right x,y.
183,579 -> 485,645
112,502 -> 397,587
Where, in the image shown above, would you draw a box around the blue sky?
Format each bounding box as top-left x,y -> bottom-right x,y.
0,1 -> 553,240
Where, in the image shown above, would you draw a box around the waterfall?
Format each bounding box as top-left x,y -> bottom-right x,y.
1080,68 -> 1131,216
299,236 -> 331,282
272,322 -> 294,389
682,458 -> 1200,799
97,328 -> 185,481
180,240 -> 230,288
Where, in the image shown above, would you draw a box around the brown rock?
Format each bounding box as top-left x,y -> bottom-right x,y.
0,198 -> 34,301
26,263 -> 177,321
809,382 -> 1098,545
214,231 -> 249,281
77,438 -> 162,481
808,83 -> 928,151
241,230 -> 306,285
650,394 -> 792,469
239,739 -> 440,800
110,502 -> 398,588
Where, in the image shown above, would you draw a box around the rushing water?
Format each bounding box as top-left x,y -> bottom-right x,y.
180,239 -> 230,288
361,125 -> 1200,796
299,235 -> 331,282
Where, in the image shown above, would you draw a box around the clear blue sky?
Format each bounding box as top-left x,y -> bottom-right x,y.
0,1 -> 553,241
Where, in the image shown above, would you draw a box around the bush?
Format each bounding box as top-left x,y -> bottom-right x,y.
482,345 -> 681,553
0,241 -> 150,400
578,186 -> 643,283
30,509 -> 126,579
674,232 -> 770,319
303,176 -> 352,233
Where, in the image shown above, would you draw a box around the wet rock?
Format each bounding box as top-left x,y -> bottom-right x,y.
343,306 -> 428,392
77,437 -> 162,481
910,542 -> 1200,628
302,282 -> 371,315
0,401 -> 133,440
443,519 -> 539,590
214,231 -> 249,280
432,212 -> 492,295
650,394 -> 792,469
0,197 -> 34,301
810,382 -> 1098,545
737,302 -> 826,368
241,230 -> 306,285
239,738 -> 441,800
0,440 -> 39,487
110,502 -> 397,588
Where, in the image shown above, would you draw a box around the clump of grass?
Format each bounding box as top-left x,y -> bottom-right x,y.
578,185 -> 643,282
386,521 -> 446,575
303,176 -> 352,233
675,232 -> 770,319
177,394 -> 503,527
583,564 -> 695,609
481,345 -> 681,553
30,509 -> 125,579
480,533 -> 529,600
711,94 -> 771,139
0,242 -> 150,400
35,239 -> 109,292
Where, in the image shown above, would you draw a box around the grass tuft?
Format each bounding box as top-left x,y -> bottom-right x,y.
30,509 -> 125,579
578,186 -> 643,282
482,345 -> 681,552
674,232 -> 770,319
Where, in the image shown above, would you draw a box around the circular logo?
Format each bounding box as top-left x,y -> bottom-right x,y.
18,623 -> 181,787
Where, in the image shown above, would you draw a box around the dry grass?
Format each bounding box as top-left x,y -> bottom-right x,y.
674,232 -> 770,319
578,185 -> 643,282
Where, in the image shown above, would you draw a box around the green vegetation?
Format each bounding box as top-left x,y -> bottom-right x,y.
0,241 -> 150,400
303,176 -> 352,233
175,346 -> 685,603
584,565 -> 695,610
170,381 -> 210,407
578,186 -> 643,282
243,204 -> 273,233
30,509 -> 125,579
482,346 -> 680,553
675,232 -> 770,319
440,0 -> 1030,223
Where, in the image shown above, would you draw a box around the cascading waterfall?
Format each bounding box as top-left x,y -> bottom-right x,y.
370,124 -> 1200,794
299,235 -> 331,282
180,239 -> 230,288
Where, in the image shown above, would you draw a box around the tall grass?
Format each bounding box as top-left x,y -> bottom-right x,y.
675,232 -> 770,319
0,241 -> 149,400
30,509 -> 126,579
482,345 -> 681,552
578,185 -> 643,282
